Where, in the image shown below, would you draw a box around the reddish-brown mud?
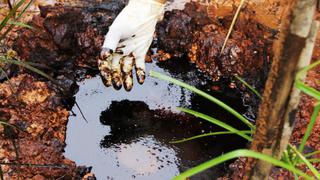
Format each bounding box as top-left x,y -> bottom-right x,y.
0,74 -> 94,179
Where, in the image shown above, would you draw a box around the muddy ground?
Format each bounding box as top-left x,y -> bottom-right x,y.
0,0 -> 319,179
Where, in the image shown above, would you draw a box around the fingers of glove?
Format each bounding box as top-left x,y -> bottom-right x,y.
111,53 -> 123,90
121,55 -> 134,91
102,27 -> 122,52
98,52 -> 113,87
134,38 -> 153,84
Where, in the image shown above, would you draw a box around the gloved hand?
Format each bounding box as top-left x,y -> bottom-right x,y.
98,0 -> 165,91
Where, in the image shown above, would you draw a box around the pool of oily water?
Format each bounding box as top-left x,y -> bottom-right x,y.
64,59 -> 249,180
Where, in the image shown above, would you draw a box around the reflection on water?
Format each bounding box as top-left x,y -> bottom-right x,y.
65,60 -> 247,179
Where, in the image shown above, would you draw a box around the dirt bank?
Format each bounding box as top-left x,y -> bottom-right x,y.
0,74 -> 90,179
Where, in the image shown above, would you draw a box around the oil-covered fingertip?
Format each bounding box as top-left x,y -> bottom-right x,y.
112,72 -> 122,90
112,80 -> 122,90
101,78 -> 112,87
123,75 -> 133,92
136,69 -> 145,84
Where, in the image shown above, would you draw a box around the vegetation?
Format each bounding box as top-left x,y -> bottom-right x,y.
151,60 -> 320,180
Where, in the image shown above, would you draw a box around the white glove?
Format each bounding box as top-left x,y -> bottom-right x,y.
98,0 -> 165,91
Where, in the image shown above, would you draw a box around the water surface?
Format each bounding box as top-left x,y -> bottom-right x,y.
65,60 -> 247,180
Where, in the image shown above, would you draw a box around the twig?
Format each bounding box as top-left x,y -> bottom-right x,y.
75,101 -> 88,123
220,0 -> 245,55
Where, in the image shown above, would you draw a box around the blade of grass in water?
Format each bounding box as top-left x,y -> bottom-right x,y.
170,130 -> 252,143
172,149 -> 312,180
235,75 -> 262,99
220,0 -> 246,54
178,108 -> 252,141
289,144 -> 320,179
150,71 -> 255,130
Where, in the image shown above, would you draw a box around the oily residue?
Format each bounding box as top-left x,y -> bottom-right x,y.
65,60 -> 248,180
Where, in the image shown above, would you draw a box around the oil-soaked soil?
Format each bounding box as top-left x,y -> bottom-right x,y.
0,0 -> 291,179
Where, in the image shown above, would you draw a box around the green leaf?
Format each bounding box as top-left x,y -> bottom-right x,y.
170,130 -> 252,144
172,149 -> 313,180
178,108 -> 253,141
150,71 -> 255,130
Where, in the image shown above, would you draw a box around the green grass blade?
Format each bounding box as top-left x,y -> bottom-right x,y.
235,75 -> 262,99
0,120 -> 21,131
220,0 -> 246,54
298,104 -> 320,153
295,60 -> 320,100
15,0 -> 34,20
170,130 -> 252,144
178,107 -> 252,141
0,66 -> 15,92
1,57 -> 57,84
304,150 -> 320,158
172,149 -> 312,180
296,60 -> 320,80
0,0 -> 33,40
308,158 -> 320,163
0,0 -> 26,31
290,145 -> 320,179
281,149 -> 299,179
150,71 -> 255,130
295,81 -> 320,100
7,20 -> 33,29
